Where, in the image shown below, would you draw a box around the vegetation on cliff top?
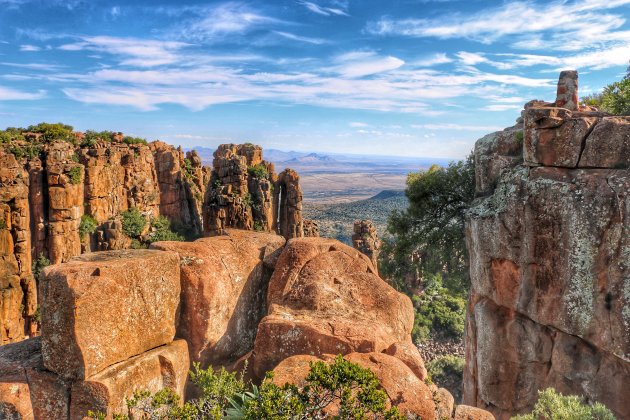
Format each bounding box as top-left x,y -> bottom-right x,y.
511,388 -> 615,420
581,69 -> 630,115
89,355 -> 404,420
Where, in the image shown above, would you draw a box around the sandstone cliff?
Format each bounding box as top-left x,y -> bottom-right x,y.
464,71 -> 630,419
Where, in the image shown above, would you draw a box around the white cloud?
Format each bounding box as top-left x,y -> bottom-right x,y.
299,1 -> 348,16
19,44 -> 41,52
413,53 -> 452,67
273,31 -> 328,45
0,62 -> 64,71
332,51 -> 405,78
413,123 -> 505,131
0,85 -> 45,100
59,36 -> 190,67
483,104 -> 523,111
349,122 -> 369,127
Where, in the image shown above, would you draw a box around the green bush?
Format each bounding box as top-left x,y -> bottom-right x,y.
8,144 -> 41,160
148,216 -> 184,243
426,355 -> 464,385
91,355 -> 404,419
81,130 -> 114,147
79,214 -> 98,239
581,93 -> 603,108
68,166 -> 83,185
600,78 -> 630,115
512,388 -> 615,420
121,209 -> 147,238
32,254 -> 50,280
247,163 -> 270,180
27,122 -> 74,143
0,127 -> 25,143
411,275 -> 465,343
123,136 -> 148,145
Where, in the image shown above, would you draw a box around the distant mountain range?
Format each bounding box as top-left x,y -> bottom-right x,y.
284,153 -> 337,164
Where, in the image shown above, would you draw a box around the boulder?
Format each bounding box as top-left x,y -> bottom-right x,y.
151,230 -> 286,367
40,249 -> 180,379
0,337 -> 70,419
454,405 -> 495,420
578,116 -> 630,169
70,339 -> 189,419
270,352 -> 437,419
252,237 -> 414,378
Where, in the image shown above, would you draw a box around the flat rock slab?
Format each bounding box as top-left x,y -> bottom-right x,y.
70,339 -> 189,419
40,249 -> 180,380
0,337 -> 70,420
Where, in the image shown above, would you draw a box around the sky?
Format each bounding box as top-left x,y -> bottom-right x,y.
0,0 -> 629,158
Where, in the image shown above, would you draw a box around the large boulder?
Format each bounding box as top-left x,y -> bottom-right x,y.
0,337 -> 70,419
251,237 -> 415,379
40,249 -> 180,380
151,230 -> 286,368
578,116 -> 630,169
69,339 -> 189,420
271,353 -> 436,419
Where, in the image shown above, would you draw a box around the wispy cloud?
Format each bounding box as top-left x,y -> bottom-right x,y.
0,62 -> 64,71
0,85 -> 45,100
59,36 -> 190,67
273,31 -> 328,45
299,1 -> 348,16
332,51 -> 405,78
413,123 -> 505,131
19,44 -> 41,52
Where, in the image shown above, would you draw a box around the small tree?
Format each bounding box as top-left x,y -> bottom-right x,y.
600,78 -> 630,115
121,209 -> 147,238
512,388 -> 615,420
79,215 -> 98,239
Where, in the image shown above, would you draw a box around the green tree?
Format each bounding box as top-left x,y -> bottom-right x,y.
600,78 -> 630,115
26,122 -> 74,143
148,216 -> 184,243
380,156 -> 475,297
121,209 -> 147,238
512,388 -> 615,420
32,253 -> 50,280
79,215 -> 98,239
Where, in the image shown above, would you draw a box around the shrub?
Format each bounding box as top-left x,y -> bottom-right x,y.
581,92 -> 603,108
427,355 -> 464,385
182,158 -> 194,179
123,136 -> 148,145
0,128 -> 25,143
68,166 -> 83,185
247,163 -> 269,180
148,216 -> 184,243
81,130 -> 114,147
253,220 -> 264,232
79,214 -> 98,239
600,78 -> 630,116
32,253 -> 50,280
27,122 -> 74,143
0,219 -> 6,230
511,388 -> 615,420
121,209 -> 147,238
515,130 -> 524,144
411,274 -> 465,343
8,144 -> 41,160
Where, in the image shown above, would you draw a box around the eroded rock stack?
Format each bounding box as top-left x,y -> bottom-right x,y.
352,219 -> 381,271
203,144 -> 307,240
0,135 -> 209,344
464,71 -> 630,419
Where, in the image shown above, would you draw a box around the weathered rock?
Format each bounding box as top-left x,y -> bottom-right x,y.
274,169 -> 304,239
151,230 -> 286,368
0,337 -> 70,419
302,219 -> 320,237
454,404 -> 495,420
270,352 -> 437,419
70,339 -> 189,420
40,249 -> 180,379
555,70 -> 578,110
352,219 -> 381,272
252,237 -> 414,378
578,116 -> 630,169
383,341 -> 427,381
465,74 -> 630,419
435,387 -> 455,420
473,127 -> 523,196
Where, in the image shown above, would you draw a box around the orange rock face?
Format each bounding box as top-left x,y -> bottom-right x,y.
151,230 -> 286,368
465,71 -> 630,419
252,237 -> 414,378
40,249 -> 180,380
70,339 -> 189,419
351,219 -> 381,272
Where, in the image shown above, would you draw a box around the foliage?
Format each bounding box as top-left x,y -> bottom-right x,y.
380,156 -> 475,297
82,130 -> 114,147
8,143 -> 42,160
68,166 -> 83,185
600,78 -> 630,115
101,356 -> 404,419
27,122 -> 74,143
411,274 -> 466,343
121,208 -> 147,238
148,216 -> 184,243
242,193 -> 253,208
426,355 -> 464,385
182,158 -> 195,179
580,93 -> 603,108
247,164 -> 270,180
130,239 -> 147,249
253,220 -> 264,232
79,214 -> 98,239
32,305 -> 41,323
0,127 -> 25,143
511,388 -> 616,420
123,136 -> 148,145
0,219 -> 6,230
32,253 -> 50,280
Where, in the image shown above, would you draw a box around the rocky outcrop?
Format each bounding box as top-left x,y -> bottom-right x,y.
464,71 -> 630,419
352,219 -> 381,271
302,218 -> 320,237
151,230 -> 286,369
0,248 -> 188,419
274,168 -> 304,239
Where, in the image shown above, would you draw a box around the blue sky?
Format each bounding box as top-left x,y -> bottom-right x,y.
0,0 -> 629,158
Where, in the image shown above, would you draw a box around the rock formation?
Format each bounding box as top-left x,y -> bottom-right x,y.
352,219 -> 381,271
464,71 -> 630,419
203,144 -> 307,239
